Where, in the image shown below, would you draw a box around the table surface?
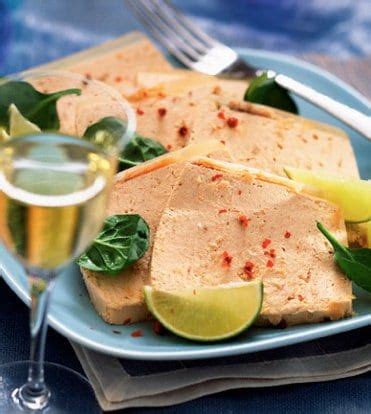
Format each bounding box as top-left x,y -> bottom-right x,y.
0,1 -> 370,413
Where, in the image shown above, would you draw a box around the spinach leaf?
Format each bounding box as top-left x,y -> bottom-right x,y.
83,116 -> 127,152
119,135 -> 167,171
83,117 -> 167,170
0,81 -> 81,130
77,214 -> 150,275
317,222 -> 371,292
244,72 -> 298,114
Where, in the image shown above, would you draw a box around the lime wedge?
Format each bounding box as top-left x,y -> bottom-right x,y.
144,281 -> 263,342
9,104 -> 41,137
284,167 -> 371,223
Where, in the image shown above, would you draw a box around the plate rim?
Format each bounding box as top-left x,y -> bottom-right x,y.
1,263 -> 370,360
1,47 -> 370,360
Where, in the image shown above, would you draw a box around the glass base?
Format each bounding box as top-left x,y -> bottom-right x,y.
0,361 -> 101,413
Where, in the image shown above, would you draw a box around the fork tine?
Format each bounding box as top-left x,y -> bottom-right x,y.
149,0 -> 212,54
126,0 -> 195,67
147,0 -> 234,66
126,0 -> 239,75
162,0 -> 220,49
138,0 -> 204,60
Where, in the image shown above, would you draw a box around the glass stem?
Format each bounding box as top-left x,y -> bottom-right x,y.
18,274 -> 55,410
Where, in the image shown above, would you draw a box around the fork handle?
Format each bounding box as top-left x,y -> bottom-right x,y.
275,74 -> 371,140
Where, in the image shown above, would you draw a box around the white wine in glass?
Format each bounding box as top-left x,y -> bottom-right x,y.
0,71 -> 135,413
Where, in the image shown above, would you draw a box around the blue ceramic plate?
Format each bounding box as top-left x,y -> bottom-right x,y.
1,49 -> 370,360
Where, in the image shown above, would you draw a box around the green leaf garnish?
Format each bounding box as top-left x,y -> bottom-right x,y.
77,214 -> 150,275
119,135 -> 167,171
0,80 -> 81,131
83,116 -> 127,152
317,222 -> 371,292
244,72 -> 298,114
83,117 -> 167,170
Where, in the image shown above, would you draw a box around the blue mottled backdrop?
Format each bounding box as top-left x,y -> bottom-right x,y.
0,2 -> 370,414
0,0 -> 371,75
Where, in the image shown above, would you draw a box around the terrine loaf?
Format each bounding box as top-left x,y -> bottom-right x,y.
37,32 -> 359,180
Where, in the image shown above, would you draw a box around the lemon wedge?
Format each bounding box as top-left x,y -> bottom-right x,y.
284,167 -> 371,223
9,104 -> 41,137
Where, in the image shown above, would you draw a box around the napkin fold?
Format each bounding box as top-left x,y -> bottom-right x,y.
71,326 -> 370,411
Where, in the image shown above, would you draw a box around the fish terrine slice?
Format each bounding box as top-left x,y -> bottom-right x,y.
35,31 -> 174,97
150,158 -> 353,326
189,101 -> 359,179
133,85 -> 358,178
81,141 -> 230,324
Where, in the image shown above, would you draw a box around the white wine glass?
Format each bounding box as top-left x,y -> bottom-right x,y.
0,71 -> 136,413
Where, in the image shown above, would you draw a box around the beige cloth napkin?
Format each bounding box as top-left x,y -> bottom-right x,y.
71,333 -> 371,411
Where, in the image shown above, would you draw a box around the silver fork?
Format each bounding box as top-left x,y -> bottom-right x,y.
127,0 -> 256,77
126,0 -> 371,140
